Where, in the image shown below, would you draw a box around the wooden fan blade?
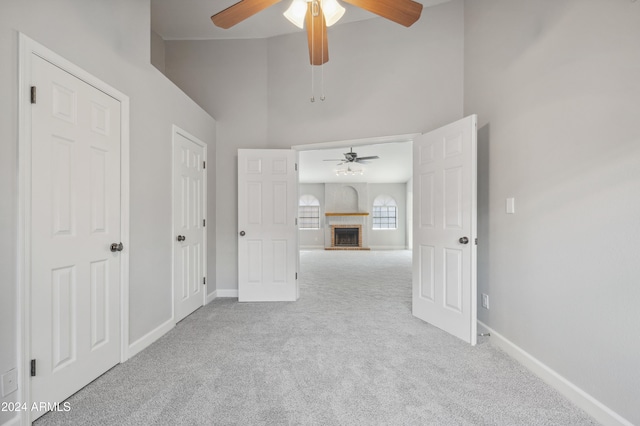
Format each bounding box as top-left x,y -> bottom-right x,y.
306,1 -> 329,65
211,0 -> 282,29
342,0 -> 423,27
356,156 -> 379,161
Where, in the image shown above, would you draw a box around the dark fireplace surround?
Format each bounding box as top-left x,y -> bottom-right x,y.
334,227 -> 359,247
330,225 -> 363,249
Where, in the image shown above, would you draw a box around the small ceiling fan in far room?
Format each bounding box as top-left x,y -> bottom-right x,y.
323,147 -> 379,165
210,0 -> 424,65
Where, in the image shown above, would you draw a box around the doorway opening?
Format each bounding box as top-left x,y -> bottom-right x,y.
294,137 -> 416,298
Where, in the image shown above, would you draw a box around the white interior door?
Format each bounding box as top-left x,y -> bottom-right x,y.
173,127 -> 207,322
237,149 -> 299,302
30,54 -> 122,419
412,115 -> 477,345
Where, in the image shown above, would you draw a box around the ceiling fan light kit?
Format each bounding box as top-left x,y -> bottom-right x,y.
317,0 -> 346,27
211,0 -> 423,99
285,0 -> 345,28
335,166 -> 364,176
283,0 -> 308,28
324,148 -> 380,175
211,0 -> 423,63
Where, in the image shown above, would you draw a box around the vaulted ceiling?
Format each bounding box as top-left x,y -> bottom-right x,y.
150,1 -> 449,183
151,0 -> 451,40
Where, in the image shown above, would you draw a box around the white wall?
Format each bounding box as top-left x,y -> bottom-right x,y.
164,39 -> 269,294
299,183 -> 325,249
300,182 -> 408,250
465,0 -> 640,424
150,29 -> 166,73
368,183 -> 407,250
266,0 -> 464,147
165,0 -> 464,291
0,2 -> 216,423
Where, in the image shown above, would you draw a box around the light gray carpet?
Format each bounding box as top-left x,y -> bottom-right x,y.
36,250 -> 597,425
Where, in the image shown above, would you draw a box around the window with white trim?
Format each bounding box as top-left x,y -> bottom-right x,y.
299,195 -> 321,229
372,195 -> 397,229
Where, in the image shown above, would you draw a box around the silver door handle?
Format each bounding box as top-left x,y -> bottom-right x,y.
239,231 -> 246,237
459,237 -> 469,245
110,242 -> 124,252
177,235 -> 186,242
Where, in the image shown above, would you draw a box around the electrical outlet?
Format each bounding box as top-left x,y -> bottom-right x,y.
1,369 -> 18,397
481,293 -> 490,310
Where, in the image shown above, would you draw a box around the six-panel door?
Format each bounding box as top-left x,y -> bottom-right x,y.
238,149 -> 298,302
30,55 -> 122,419
412,115 -> 477,345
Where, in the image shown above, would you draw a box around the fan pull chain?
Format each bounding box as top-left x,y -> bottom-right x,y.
310,66 -> 315,102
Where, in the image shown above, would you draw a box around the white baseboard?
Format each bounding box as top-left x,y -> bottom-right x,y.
128,317 -> 175,359
300,245 -> 325,250
206,290 -> 217,304
368,246 -> 407,250
478,321 -> 633,426
216,289 -> 239,298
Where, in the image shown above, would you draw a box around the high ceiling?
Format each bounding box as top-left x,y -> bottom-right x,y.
151,0 -> 451,40
150,1 -> 443,183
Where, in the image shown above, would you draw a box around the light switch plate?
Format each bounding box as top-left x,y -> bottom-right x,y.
481,294 -> 490,310
506,197 -> 515,214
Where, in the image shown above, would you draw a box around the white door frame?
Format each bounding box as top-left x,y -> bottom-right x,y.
17,33 -> 130,424
171,125 -> 208,321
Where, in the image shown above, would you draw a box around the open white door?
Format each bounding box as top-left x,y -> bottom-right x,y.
173,126 -> 207,322
413,115 -> 477,345
238,149 -> 299,302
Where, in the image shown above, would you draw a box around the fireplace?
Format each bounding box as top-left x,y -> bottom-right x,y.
334,227 -> 359,247
329,224 -> 367,250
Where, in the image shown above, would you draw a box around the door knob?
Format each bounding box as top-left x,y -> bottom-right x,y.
110,242 -> 124,252
459,236 -> 469,245
177,235 -> 186,242
239,231 -> 246,237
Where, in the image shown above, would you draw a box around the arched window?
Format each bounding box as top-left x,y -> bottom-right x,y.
372,195 -> 397,229
299,195 -> 321,229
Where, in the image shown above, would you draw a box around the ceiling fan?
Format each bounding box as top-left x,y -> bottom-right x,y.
323,148 -> 379,165
211,0 -> 423,65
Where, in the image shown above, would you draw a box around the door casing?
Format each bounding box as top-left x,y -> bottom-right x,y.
17,33 -> 131,425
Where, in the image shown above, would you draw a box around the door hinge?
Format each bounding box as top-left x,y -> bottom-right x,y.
203,161 -> 206,169
295,272 -> 298,280
31,359 -> 36,377
203,219 -> 206,227
295,218 -> 298,226
203,277 -> 206,285
30,86 -> 36,104
295,163 -> 298,171
475,238 -> 478,245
